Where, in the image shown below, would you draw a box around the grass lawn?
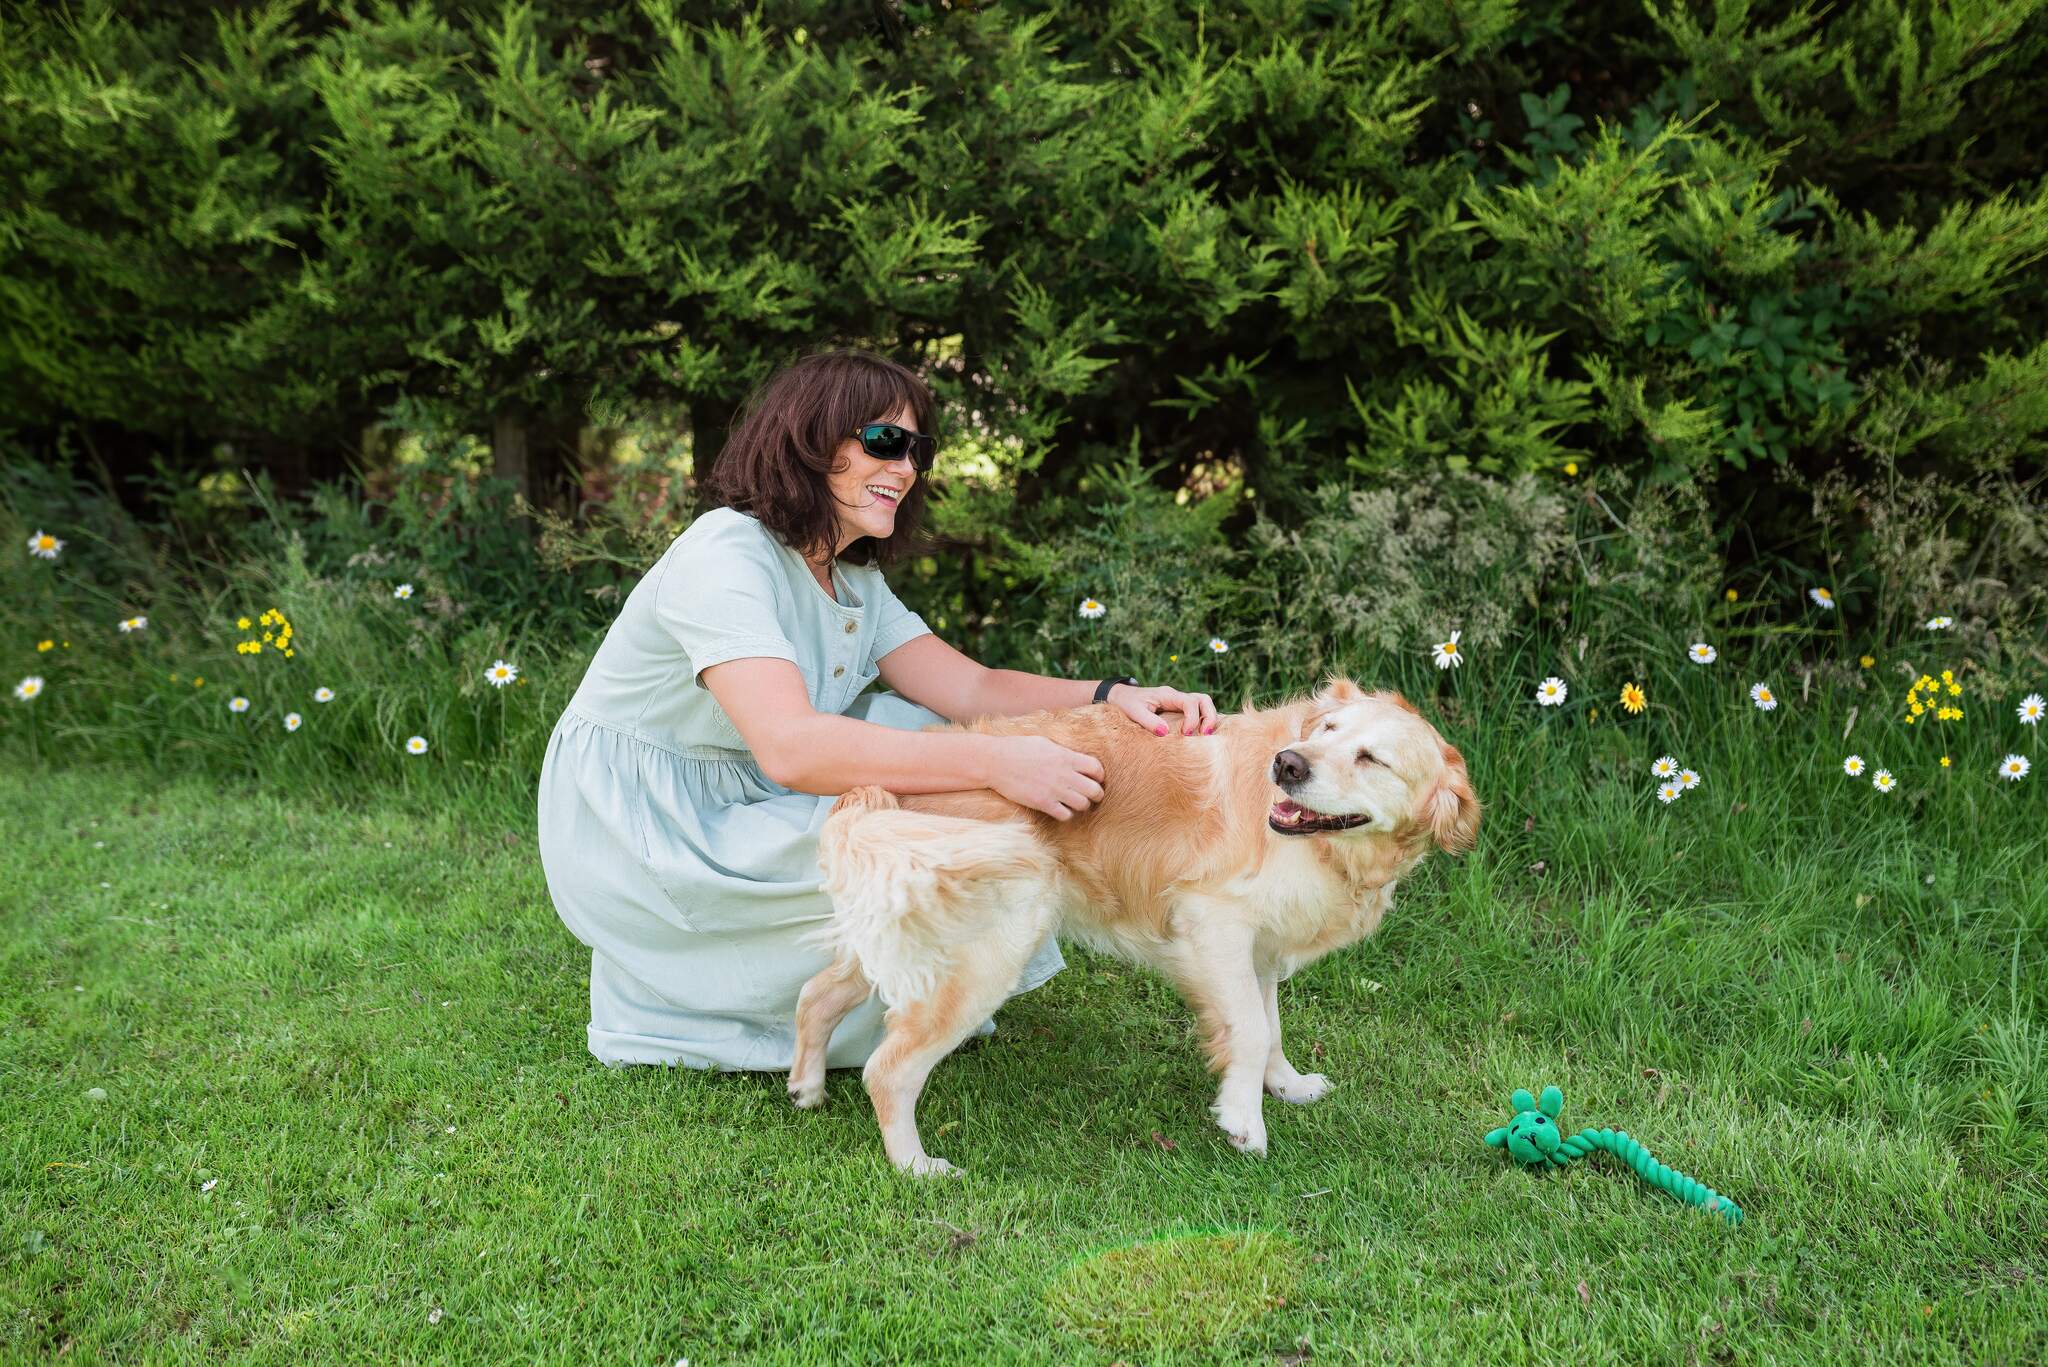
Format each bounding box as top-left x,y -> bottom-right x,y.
3,750 -> 2044,1364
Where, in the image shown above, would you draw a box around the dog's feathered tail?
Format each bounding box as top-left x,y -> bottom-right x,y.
809,785 -> 1057,1007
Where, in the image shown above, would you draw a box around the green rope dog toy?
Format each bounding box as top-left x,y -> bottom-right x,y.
1485,1085 -> 1743,1225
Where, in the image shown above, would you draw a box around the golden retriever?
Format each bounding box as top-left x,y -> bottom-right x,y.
787,675 -> 1480,1175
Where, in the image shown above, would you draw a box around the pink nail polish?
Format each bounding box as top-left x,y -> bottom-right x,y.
1155,726 -> 1168,736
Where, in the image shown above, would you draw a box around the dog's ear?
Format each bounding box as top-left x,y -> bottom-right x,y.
1425,741 -> 1481,855
1313,676 -> 1365,710
1367,689 -> 1422,718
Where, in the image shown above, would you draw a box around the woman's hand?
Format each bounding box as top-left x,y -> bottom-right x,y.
1108,683 -> 1218,737
984,735 -> 1107,821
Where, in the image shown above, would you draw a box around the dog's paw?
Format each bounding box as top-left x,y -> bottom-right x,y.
1210,1100 -> 1268,1157
787,1077 -> 825,1110
901,1154 -> 963,1178
1265,1071 -> 1332,1104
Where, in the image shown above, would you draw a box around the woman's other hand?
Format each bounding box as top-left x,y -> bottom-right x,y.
1108,683 -> 1217,737
983,735 -> 1106,821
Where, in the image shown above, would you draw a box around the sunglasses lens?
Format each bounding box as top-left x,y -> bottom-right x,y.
862,424 -> 908,459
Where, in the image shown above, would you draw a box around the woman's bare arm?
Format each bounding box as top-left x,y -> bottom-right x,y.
700,657 -> 994,795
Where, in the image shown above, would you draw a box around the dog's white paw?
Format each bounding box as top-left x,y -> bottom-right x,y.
787,1077 -> 825,1109
1211,1099 -> 1268,1156
1266,1071 -> 1332,1104
901,1154 -> 963,1178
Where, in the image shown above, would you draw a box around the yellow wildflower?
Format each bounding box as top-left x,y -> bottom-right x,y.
1940,755 -> 1952,768
1859,655 -> 1874,669
1619,682 -> 1647,715
237,617 -> 251,630
37,640 -> 53,652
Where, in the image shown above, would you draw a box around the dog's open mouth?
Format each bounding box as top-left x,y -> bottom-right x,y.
1269,798 -> 1372,835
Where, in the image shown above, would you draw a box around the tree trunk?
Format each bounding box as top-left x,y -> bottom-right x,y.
492,407 -> 531,505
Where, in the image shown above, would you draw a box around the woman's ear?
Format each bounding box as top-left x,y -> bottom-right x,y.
1427,741 -> 1481,854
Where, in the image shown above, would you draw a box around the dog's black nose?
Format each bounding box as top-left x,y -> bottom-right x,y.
1272,749 -> 1310,786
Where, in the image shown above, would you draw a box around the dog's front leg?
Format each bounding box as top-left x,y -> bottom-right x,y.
1260,969 -> 1331,1104
1166,917 -> 1272,1156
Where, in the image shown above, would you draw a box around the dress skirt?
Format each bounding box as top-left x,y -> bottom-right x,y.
537,689 -> 1065,1071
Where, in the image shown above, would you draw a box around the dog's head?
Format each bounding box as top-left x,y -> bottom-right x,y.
1267,677 -> 1481,854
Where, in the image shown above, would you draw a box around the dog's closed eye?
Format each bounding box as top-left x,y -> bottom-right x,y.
1355,749 -> 1378,766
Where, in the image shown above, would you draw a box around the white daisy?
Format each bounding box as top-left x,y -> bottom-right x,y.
1688,643 -> 1717,664
1842,755 -> 1866,777
228,696 -> 250,713
313,687 -> 335,703
1872,769 -> 1896,793
406,735 -> 429,755
14,676 -> 43,702
394,583 -> 415,600
1651,756 -> 1678,778
1679,769 -> 1701,791
117,616 -> 148,633
1535,677 -> 1567,706
26,530 -> 64,560
1925,615 -> 1952,630
1208,637 -> 1229,654
2017,694 -> 2043,726
1657,782 -> 1681,804
484,659 -> 519,688
2001,754 -> 2031,782
284,713 -> 302,732
1808,587 -> 1835,610
1078,598 -> 1105,619
1431,630 -> 1462,670
1749,682 -> 1777,711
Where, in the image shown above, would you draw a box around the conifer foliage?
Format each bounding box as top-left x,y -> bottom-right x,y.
3,0 -> 2043,529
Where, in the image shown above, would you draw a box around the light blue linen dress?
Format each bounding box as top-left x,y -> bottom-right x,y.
537,505 -> 1064,1071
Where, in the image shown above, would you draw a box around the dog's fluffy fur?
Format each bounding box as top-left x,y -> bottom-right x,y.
789,675 -> 1480,1175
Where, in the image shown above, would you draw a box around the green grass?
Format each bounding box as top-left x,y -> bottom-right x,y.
6,686 -> 2045,1366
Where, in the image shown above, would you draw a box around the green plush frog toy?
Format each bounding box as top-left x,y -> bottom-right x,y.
1485,1085 -> 1743,1225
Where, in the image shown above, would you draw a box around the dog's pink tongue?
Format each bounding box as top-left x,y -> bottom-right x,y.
1273,799 -> 1305,817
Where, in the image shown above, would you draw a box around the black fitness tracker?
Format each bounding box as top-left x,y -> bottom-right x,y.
1093,676 -> 1139,705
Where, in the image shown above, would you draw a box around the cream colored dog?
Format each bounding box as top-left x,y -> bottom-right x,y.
788,676 -> 1480,1175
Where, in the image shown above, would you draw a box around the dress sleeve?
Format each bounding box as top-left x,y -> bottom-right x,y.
651,513 -> 801,688
867,566 -> 933,671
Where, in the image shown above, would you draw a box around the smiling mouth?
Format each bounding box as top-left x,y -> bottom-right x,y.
1269,798 -> 1372,835
864,485 -> 900,508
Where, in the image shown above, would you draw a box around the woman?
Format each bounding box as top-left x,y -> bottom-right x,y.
538,349 -> 1217,1072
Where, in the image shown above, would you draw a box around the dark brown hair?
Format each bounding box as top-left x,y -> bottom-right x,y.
701,349 -> 937,569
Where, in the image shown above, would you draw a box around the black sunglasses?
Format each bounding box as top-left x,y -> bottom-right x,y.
850,422 -> 937,473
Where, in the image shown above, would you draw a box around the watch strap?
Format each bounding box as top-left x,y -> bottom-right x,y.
1093,675 -> 1139,705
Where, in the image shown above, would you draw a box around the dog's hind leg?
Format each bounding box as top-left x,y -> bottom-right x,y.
1259,969 -> 1331,1104
789,952 -> 872,1110
863,898 -> 1057,1177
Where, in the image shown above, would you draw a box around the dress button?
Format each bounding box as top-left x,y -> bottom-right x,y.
843,620 -> 857,634
832,664 -> 845,677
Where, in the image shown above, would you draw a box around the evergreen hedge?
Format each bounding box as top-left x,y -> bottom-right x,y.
3,0 -> 2044,549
